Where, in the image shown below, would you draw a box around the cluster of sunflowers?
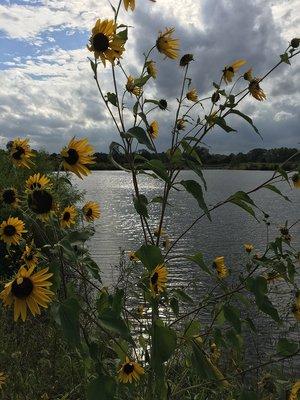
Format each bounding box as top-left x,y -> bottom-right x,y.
0,136 -> 101,327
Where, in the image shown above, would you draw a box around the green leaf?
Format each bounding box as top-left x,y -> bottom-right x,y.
280,52 -> 291,65
98,309 -> 134,344
223,304 -> 241,333
239,390 -> 259,400
127,126 -> 154,151
181,140 -> 202,164
58,298 -> 81,347
87,375 -> 116,400
187,252 -> 211,275
228,191 -> 257,220
136,245 -> 163,271
106,92 -> 118,107
145,159 -> 171,184
229,109 -> 262,138
275,166 -> 290,185
116,27 -> 128,41
184,321 -> 201,338
134,75 -> 151,87
263,184 -> 290,201
172,288 -> 194,304
180,180 -> 211,220
246,276 -> 280,322
64,230 -> 92,243
276,338 -> 299,356
214,116 -> 236,133
109,141 -> 131,172
170,297 -> 179,316
153,319 -> 177,372
185,159 -> 207,191
225,329 -> 243,349
133,195 -> 149,218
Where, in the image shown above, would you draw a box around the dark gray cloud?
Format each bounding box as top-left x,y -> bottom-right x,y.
0,0 -> 299,154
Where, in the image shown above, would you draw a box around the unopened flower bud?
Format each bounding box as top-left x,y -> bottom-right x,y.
291,38 -> 300,48
158,99 -> 168,110
180,53 -> 194,67
211,91 -> 220,103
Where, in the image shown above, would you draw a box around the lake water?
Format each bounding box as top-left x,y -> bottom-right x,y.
74,170 -> 300,372
74,169 -> 300,284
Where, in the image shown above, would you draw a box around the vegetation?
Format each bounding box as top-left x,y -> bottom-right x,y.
0,1 -> 300,399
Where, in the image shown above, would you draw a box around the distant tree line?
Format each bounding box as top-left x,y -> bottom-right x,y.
1,147 -> 299,171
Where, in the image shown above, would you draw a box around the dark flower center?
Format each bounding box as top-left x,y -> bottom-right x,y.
63,212 -> 71,221
12,277 -> 33,299
151,272 -> 158,285
86,208 -> 93,217
149,126 -> 154,134
92,33 -> 110,52
12,146 -> 25,160
3,225 -> 16,237
28,189 -> 53,214
2,189 -> 16,204
123,363 -> 134,375
158,99 -> 167,110
227,66 -> 234,73
25,253 -> 34,261
63,148 -> 79,165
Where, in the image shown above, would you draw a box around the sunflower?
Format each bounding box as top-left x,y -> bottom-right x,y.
0,188 -> 19,208
150,264 -> 168,294
186,88 -> 198,102
148,120 -> 159,139
123,0 -> 135,11
213,256 -> 229,279
292,173 -> 300,188
0,372 -> 6,389
146,60 -> 157,78
60,205 -> 77,229
21,243 -> 40,269
82,201 -> 101,222
243,68 -> 253,82
9,138 -> 34,168
156,27 -> 179,60
25,173 -> 52,192
248,79 -> 266,101
222,59 -> 246,84
180,53 -> 194,67
288,381 -> 300,400
153,227 -> 165,238
0,217 -> 26,246
87,19 -> 125,66
292,292 -> 300,322
176,118 -> 186,131
27,189 -> 55,221
126,75 -> 142,96
0,265 -> 54,322
244,243 -> 253,253
61,137 -> 95,179
118,357 -> 144,384
129,251 -> 139,262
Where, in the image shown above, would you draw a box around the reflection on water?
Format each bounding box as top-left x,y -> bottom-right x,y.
74,170 -> 300,371
74,170 -> 300,285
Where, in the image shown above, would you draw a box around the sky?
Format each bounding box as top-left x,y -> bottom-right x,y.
0,0 -> 299,154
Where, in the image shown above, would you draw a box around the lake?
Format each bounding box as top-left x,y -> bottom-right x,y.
74,169 -> 300,371
74,169 -> 300,285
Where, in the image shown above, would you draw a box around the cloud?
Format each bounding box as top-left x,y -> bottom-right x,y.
0,0 -> 299,154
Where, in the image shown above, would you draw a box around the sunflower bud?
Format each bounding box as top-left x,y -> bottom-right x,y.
158,99 -> 168,110
291,38 -> 300,48
180,53 -> 194,67
211,91 -> 220,103
176,118 -> 186,131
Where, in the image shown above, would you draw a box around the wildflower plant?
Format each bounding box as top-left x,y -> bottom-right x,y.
0,1 -> 299,399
